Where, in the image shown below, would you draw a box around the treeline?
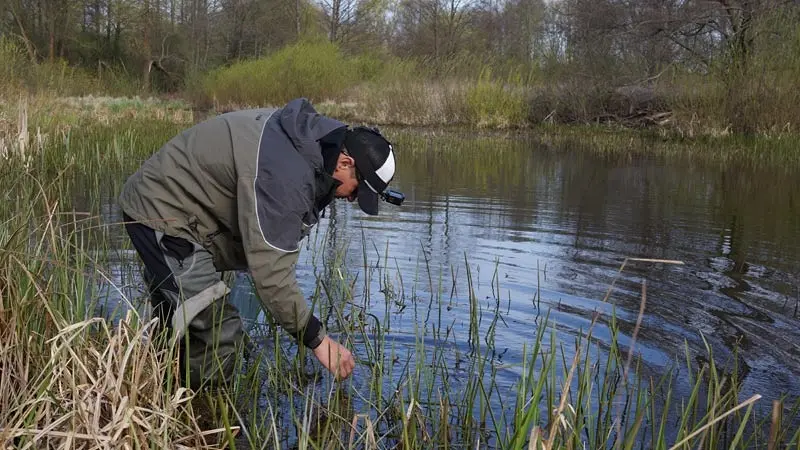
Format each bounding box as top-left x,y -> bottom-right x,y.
2,0 -> 799,133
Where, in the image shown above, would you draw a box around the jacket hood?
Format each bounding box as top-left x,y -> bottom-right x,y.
277,98 -> 347,172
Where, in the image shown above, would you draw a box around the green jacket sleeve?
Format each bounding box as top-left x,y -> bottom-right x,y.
236,175 -> 325,348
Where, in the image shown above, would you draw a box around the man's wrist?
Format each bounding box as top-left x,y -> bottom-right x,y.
308,331 -> 326,350
290,314 -> 326,349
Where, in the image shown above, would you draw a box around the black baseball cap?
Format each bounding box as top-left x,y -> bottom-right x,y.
343,126 -> 396,215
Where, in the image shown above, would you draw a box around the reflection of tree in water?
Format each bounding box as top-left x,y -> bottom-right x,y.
396,132 -> 548,235
390,129 -> 800,388
392,130 -> 799,274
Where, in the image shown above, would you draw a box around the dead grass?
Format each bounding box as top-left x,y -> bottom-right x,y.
0,94 -> 194,138
0,94 -> 195,165
0,312 -> 231,449
0,176 -> 231,449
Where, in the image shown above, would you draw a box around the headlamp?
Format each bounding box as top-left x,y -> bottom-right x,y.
380,189 -> 405,206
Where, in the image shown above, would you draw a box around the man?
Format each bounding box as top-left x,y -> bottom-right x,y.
118,97 -> 398,390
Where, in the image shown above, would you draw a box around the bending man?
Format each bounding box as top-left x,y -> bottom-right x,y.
118,97 -> 398,390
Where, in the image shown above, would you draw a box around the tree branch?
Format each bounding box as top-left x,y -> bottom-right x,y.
8,4 -> 39,62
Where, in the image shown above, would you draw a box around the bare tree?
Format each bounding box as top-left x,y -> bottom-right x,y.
0,0 -> 796,102
317,0 -> 358,42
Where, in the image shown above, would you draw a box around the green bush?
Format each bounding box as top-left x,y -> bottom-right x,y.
349,52 -> 388,82
199,41 -> 361,107
466,68 -> 529,129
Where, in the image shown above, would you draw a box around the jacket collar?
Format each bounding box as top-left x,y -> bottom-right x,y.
314,169 -> 340,215
277,98 -> 347,173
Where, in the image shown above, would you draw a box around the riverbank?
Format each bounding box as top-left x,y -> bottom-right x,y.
4,37 -> 800,137
185,40 -> 799,136
3,94 -> 799,171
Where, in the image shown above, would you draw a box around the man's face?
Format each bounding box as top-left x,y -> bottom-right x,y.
332,152 -> 359,202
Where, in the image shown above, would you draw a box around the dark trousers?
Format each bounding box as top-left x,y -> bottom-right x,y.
123,213 -> 245,391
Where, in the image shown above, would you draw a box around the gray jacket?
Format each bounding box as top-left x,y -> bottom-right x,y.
119,98 -> 347,347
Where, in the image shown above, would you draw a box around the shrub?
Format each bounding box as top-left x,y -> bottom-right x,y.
466,68 -> 529,129
199,41 -> 360,108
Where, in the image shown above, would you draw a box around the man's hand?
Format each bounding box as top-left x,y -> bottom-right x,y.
312,335 -> 355,380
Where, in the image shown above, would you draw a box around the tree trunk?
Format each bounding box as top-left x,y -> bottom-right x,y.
330,0 -> 340,42
106,0 -> 112,45
10,7 -> 39,62
143,59 -> 152,90
49,29 -> 55,62
142,0 -> 152,88
95,0 -> 101,34
296,0 -> 301,38
432,1 -> 440,68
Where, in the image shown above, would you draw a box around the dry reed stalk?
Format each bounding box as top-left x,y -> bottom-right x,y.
17,96 -> 28,160
1,308 -> 229,449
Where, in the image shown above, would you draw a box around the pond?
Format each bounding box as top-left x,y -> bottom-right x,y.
96,127 -> 800,448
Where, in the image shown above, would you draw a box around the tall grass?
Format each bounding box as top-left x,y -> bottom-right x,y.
718,7 -> 800,134
466,68 -> 529,129
5,27 -> 798,136
0,95 -> 193,170
0,36 -> 140,98
0,175 -> 225,448
662,22 -> 800,137
326,79 -> 471,127
528,123 -> 800,169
